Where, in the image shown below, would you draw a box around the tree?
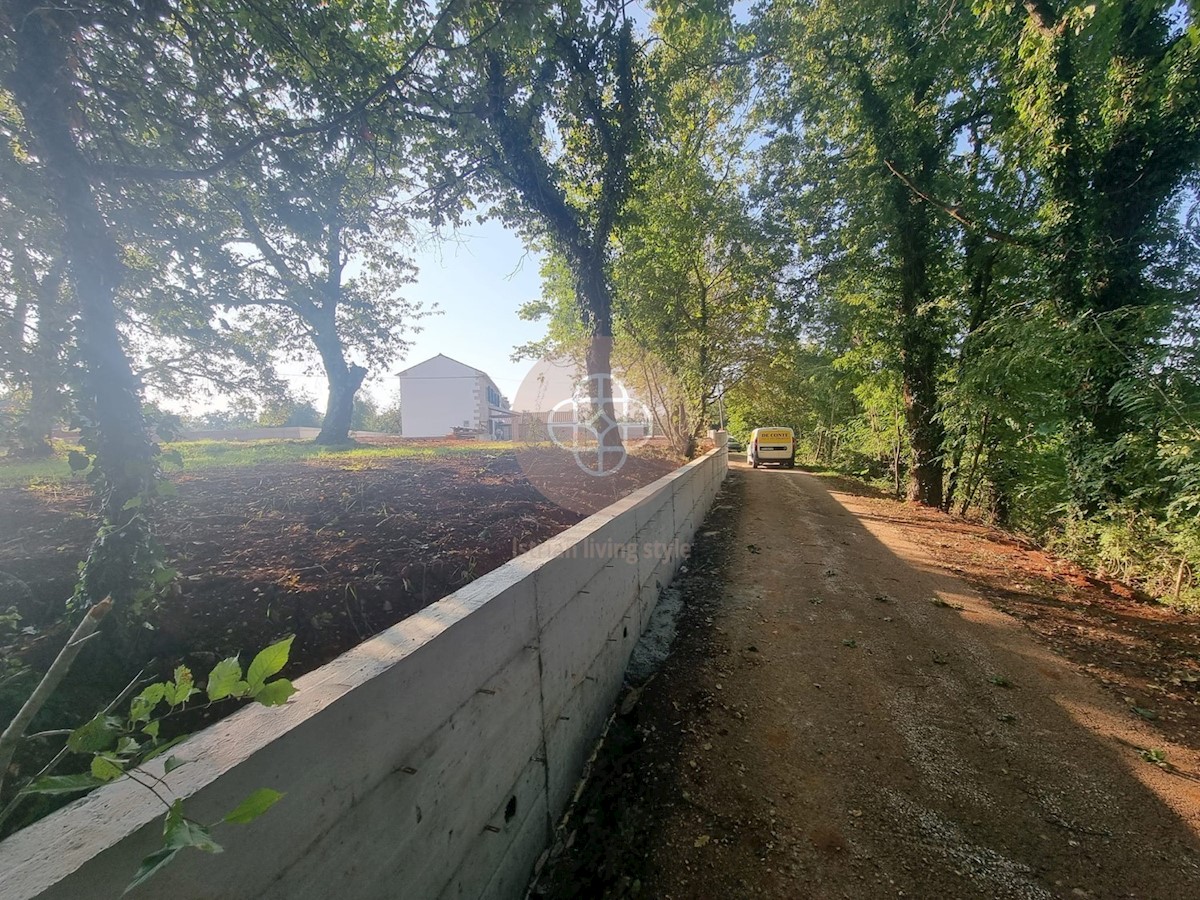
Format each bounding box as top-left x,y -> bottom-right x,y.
740,0 -> 1200,605
984,0 -> 1200,512
0,0 -> 443,612
614,2 -> 776,455
205,133 -> 422,445
754,0 -> 993,505
257,392 -> 323,428
422,1 -> 647,457
1,0 -> 163,612
0,139 -> 69,457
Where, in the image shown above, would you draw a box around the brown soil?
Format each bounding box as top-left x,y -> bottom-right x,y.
1,449 -> 676,664
531,463 -> 1200,900
0,447 -> 677,833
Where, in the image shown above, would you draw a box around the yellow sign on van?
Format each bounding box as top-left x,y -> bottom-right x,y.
757,429 -> 792,443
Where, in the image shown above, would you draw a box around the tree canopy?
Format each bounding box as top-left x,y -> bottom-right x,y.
0,0 -> 1197,618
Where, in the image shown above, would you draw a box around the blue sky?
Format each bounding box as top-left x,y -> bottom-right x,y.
388,223 -> 548,404
282,220 -> 548,410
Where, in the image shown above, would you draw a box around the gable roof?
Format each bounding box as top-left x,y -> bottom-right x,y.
394,353 -> 484,378
394,353 -> 507,404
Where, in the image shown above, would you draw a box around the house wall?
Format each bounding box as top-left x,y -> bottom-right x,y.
0,444 -> 729,900
400,357 -> 484,437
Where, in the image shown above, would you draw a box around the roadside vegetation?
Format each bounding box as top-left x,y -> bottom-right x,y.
0,0 -> 1196,880
0,439 -> 520,488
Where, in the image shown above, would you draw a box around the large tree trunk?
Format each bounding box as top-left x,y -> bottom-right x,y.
901,353 -> 945,506
313,207 -> 365,447
313,323 -> 366,445
19,257 -> 66,457
5,1 -> 156,612
317,360 -> 367,445
479,48 -> 629,463
577,257 -> 624,459
583,333 -> 623,455
854,59 -> 946,508
6,244 -> 64,457
892,179 -> 945,508
943,232 -> 997,513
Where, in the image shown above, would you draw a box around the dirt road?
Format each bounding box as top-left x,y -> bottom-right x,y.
533,463 -> 1200,899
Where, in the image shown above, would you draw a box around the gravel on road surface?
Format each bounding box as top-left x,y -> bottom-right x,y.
531,463 -> 1200,900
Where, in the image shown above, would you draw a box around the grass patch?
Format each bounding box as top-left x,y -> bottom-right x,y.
0,455 -> 77,487
793,463 -> 843,478
167,439 -> 517,472
0,439 -> 521,488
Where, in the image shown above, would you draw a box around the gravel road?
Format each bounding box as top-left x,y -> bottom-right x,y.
533,462 -> 1200,899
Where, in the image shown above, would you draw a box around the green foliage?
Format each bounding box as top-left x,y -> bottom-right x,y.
222,788 -> 285,825
2,636 -> 295,887
258,394 -> 323,429
351,396 -> 402,433
746,0 -> 1200,605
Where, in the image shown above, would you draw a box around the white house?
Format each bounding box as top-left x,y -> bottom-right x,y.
396,354 -> 513,439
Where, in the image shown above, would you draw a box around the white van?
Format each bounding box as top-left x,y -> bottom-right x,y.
747,427 -> 796,469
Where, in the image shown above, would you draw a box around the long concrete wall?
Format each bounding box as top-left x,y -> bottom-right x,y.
0,445 -> 728,900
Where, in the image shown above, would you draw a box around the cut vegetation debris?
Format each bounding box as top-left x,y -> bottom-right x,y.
0,444 -> 678,837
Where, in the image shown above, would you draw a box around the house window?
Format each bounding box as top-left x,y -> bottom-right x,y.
486,385 -> 501,407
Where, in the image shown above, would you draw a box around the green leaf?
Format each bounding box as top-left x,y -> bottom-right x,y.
130,683 -> 167,723
125,847 -> 180,894
246,636 -> 293,693
139,683 -> 167,704
1132,706 -> 1159,720
164,817 -> 222,854
222,788 -> 284,824
205,656 -> 244,701
121,495 -> 143,511
116,736 -> 142,755
253,678 -> 296,707
1140,747 -> 1168,766
21,773 -> 105,795
91,755 -> 125,782
151,565 -> 178,587
68,713 -> 119,753
165,666 -> 198,707
164,755 -> 187,774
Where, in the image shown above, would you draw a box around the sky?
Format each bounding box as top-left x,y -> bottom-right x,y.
280,220 -> 549,411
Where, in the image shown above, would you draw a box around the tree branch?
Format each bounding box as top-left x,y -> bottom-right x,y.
882,159 -> 1043,247
0,599 -> 112,798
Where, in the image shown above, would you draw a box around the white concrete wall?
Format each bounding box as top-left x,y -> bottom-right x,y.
0,446 -> 729,900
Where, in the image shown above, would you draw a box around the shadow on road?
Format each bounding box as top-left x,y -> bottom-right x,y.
533,463 -> 1200,900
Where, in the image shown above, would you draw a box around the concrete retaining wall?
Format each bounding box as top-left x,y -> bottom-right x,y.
0,445 -> 728,900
